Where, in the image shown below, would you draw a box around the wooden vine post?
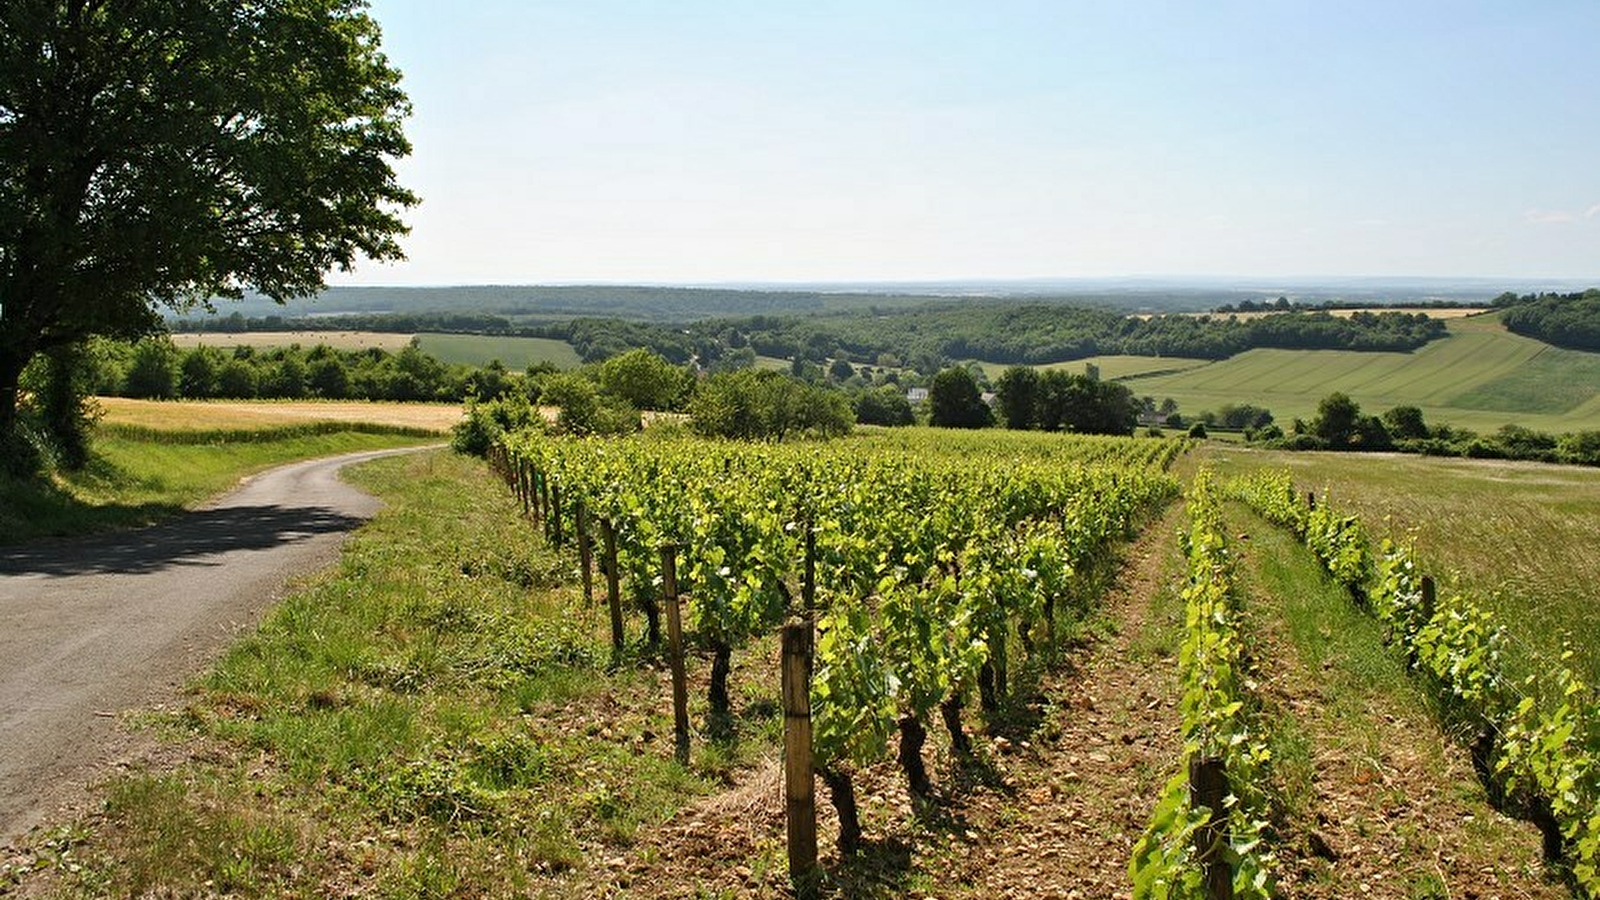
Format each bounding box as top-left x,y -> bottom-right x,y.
576,503 -> 594,605
550,484 -> 563,545
601,519 -> 624,657
802,518 -> 816,612
781,619 -> 818,889
1190,755 -> 1232,900
660,544 -> 691,765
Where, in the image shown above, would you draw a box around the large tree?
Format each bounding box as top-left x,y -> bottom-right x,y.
0,0 -> 416,448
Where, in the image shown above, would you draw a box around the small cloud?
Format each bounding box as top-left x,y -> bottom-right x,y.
1586,204 -> 1600,219
1524,208 -> 1576,225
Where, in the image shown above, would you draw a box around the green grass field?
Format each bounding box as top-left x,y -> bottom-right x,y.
1126,314 -> 1600,433
414,333 -> 581,370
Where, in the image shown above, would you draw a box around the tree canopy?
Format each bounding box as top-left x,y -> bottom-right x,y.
0,0 -> 416,457
928,366 -> 993,429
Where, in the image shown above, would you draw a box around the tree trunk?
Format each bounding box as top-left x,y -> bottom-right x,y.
817,764 -> 862,855
897,714 -> 931,801
0,347 -> 34,476
708,640 -> 733,719
940,693 -> 971,760
978,661 -> 998,715
639,595 -> 661,647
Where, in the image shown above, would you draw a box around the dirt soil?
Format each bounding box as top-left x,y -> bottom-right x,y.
567,504 -> 1191,899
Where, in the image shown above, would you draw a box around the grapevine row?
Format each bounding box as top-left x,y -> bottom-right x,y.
1130,469 -> 1275,899
1232,470 -> 1599,896
490,431 -> 1182,852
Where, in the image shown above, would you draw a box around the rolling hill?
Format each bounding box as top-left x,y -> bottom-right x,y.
1125,313 -> 1600,432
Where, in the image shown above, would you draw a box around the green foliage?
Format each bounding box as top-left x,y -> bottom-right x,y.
538,373 -> 639,437
1498,288 -> 1600,351
687,369 -> 851,440
0,0 -> 415,445
123,340 -> 180,400
851,384 -> 915,426
595,349 -> 694,411
1034,369 -> 1139,435
452,395 -> 539,457
995,365 -> 1041,429
928,366 -> 992,428
1383,404 -> 1428,440
1131,470 -> 1275,899
1311,392 -> 1361,447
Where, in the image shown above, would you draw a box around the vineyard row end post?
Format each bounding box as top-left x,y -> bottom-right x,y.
577,502 -> 594,605
782,618 -> 818,889
601,518 -> 624,658
660,543 -> 690,766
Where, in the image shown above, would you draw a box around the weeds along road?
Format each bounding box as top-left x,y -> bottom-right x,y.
0,445 -> 439,845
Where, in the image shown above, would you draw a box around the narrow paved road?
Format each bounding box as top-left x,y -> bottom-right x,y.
0,445 -> 436,844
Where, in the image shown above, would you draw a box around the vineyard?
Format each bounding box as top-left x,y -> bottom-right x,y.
482,429 -> 1596,899
11,428 -> 1596,899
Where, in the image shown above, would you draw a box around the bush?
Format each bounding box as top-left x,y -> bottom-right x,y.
853,385 -> 914,426
689,369 -> 851,440
452,395 -> 539,457
1187,422 -> 1207,439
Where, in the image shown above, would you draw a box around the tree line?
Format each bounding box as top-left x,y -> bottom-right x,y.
1494,289 -> 1600,352
171,302 -> 1451,378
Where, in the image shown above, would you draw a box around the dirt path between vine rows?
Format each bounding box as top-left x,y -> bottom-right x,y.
936,501 -> 1189,899
567,502 -> 1191,899
1232,516 -> 1567,900
0,445 -> 437,848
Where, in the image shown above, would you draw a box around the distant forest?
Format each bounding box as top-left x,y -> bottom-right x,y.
173,303 -> 1449,371
689,305 -> 1447,368
1495,289 -> 1600,352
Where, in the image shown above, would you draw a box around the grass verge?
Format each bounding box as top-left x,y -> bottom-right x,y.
12,450 -> 743,899
0,430 -> 439,544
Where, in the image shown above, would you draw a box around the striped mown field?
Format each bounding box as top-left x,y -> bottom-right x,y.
1128,314 -> 1600,432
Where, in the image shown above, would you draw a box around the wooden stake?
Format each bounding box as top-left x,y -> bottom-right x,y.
661,544 -> 690,765
601,519 -> 623,657
1190,755 -> 1232,900
781,619 -> 817,887
577,503 -> 594,605
802,519 -> 816,612
550,484 -> 563,545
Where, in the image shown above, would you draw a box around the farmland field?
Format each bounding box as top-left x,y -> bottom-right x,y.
413,332 -> 581,370
96,397 -> 463,432
1128,313 -> 1600,432
971,353 -> 1211,382
169,330 -> 415,351
1185,306 -> 1489,320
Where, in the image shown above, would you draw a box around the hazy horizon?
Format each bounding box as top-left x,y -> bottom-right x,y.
340,2 -> 1600,287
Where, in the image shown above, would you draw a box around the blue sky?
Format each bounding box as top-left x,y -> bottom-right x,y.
340,1 -> 1600,285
